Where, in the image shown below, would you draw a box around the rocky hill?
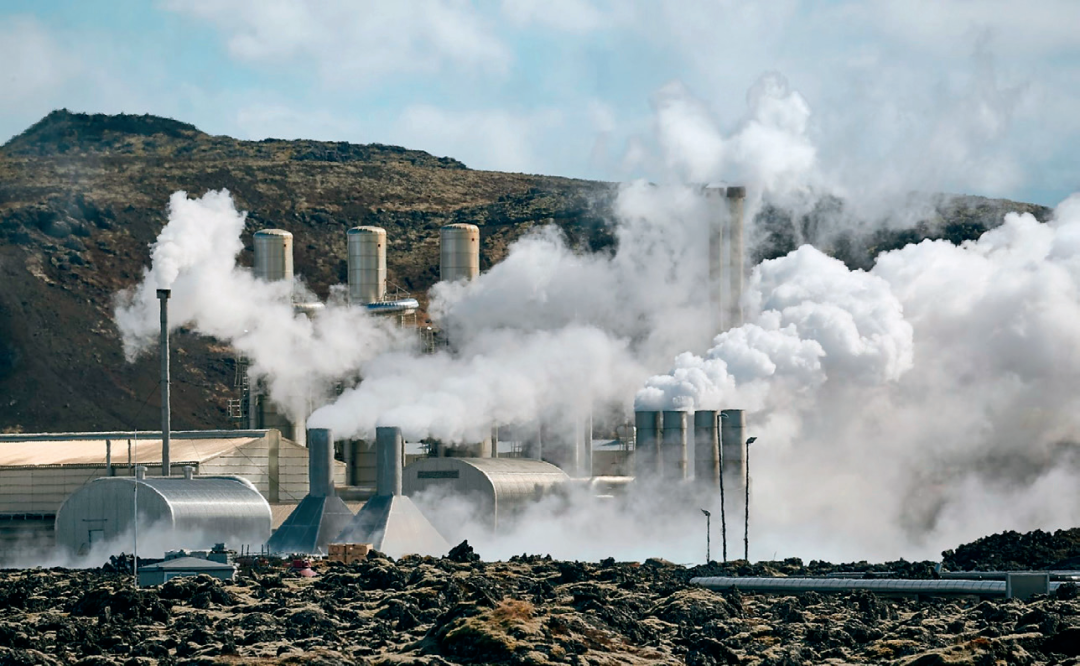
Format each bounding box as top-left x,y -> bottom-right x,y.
0,110 -> 1052,434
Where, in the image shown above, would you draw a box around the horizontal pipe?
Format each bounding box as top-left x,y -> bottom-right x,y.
0,430 -> 276,442
691,576 -> 1063,597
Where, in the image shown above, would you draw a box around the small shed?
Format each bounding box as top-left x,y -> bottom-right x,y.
55,475 -> 271,556
137,557 -> 237,586
403,458 -> 568,530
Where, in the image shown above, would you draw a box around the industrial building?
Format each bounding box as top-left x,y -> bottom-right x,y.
0,429 -> 343,559
55,472 -> 271,555
403,457 -> 569,530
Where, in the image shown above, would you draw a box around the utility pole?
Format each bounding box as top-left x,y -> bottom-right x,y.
701,509 -> 711,563
744,436 -> 757,561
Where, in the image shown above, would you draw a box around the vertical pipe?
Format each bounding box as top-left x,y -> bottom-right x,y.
661,410 -> 689,481
721,409 -> 746,535
106,439 -> 113,477
634,411 -> 662,479
375,427 -> 403,497
693,410 -> 720,489
705,186 -> 726,332
579,412 -> 593,479
156,289 -> 171,477
726,186 -> 746,329
307,428 -> 335,498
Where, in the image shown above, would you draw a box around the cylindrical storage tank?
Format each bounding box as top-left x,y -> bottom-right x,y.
634,411 -> 662,479
694,410 -> 720,489
440,223 -> 480,282
375,427 -> 403,497
720,408 -> 747,519
661,410 -> 689,481
347,226 -> 387,305
55,476 -> 271,556
308,428 -> 335,497
253,229 -> 294,282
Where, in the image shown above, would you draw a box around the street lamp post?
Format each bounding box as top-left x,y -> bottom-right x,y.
700,509 -> 711,563
744,436 -> 757,561
717,412 -> 728,561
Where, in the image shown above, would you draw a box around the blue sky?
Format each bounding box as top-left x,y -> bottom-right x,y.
2,0 -> 1078,206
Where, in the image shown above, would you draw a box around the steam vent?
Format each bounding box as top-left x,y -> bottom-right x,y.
265,428 -> 354,555
335,427 -> 451,558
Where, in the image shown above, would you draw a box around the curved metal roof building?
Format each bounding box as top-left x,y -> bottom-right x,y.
403,457 -> 569,530
55,475 -> 272,556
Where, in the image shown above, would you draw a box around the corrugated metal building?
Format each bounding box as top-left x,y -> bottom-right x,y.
403,457 -> 569,530
56,475 -> 272,555
0,429 -> 345,559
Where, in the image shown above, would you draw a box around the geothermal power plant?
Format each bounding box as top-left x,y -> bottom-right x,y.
0,186 -> 754,563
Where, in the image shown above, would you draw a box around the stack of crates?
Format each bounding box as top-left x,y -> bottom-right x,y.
328,543 -> 371,565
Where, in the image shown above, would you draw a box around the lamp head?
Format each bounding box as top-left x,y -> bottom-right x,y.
746,436 -> 757,446
700,509 -> 711,517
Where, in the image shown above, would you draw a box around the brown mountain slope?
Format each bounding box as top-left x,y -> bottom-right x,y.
0,110 -> 1051,434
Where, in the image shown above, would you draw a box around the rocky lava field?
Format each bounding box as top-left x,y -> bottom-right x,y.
2,532 -> 1080,666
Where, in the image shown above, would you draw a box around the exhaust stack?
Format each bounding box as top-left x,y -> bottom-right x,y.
661,410 -> 689,481
157,289 -> 171,477
720,409 -> 747,523
634,410 -> 662,479
266,428 -> 355,555
335,427 -> 450,558
694,410 -> 720,490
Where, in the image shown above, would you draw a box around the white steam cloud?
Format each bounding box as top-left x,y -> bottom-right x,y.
114,190 -> 407,420
109,70 -> 1080,564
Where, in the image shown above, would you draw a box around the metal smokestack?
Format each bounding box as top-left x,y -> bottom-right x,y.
308,428 -> 335,498
694,410 -> 720,489
720,409 -> 747,521
375,426 -> 404,497
661,410 -> 689,481
634,410 -> 662,478
725,186 -> 747,329
157,289 -> 171,477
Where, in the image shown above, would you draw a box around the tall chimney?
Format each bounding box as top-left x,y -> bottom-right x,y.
704,187 -> 726,332
720,409 -> 747,520
440,223 -> 480,282
694,410 -> 720,489
634,410 -> 662,479
375,427 -> 404,497
308,428 -> 335,497
157,289 -> 171,477
661,410 -> 689,481
725,186 -> 747,329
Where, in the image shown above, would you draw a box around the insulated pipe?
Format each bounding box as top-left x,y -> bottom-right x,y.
720,409 -> 746,519
578,413 -> 593,479
689,576 -> 1057,598
661,411 -> 689,480
693,410 -> 720,489
634,411 -> 662,478
375,427 -> 403,497
725,186 -> 746,329
157,289 -> 171,477
307,428 -> 335,498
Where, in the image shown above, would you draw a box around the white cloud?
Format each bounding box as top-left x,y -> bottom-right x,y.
391,105 -> 564,174
500,0 -> 609,32
161,0 -> 511,86
0,16 -> 82,109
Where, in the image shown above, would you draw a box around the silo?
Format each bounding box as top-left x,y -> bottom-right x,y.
694,410 -> 720,489
440,223 -> 480,282
347,226 -> 387,305
725,187 -> 746,329
720,408 -> 747,520
634,411 -> 662,479
253,229 -> 294,282
661,410 -> 689,481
